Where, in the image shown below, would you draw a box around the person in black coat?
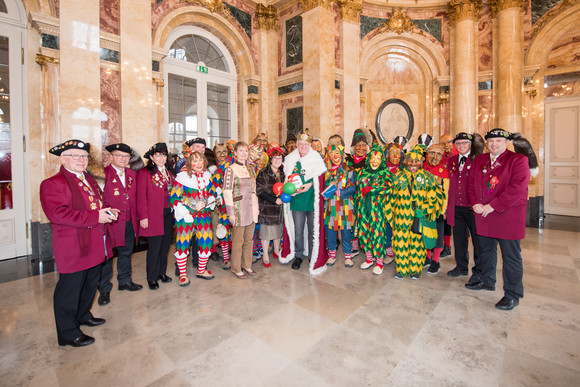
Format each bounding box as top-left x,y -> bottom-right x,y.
255,147 -> 285,267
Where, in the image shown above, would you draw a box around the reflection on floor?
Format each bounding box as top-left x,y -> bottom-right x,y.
1,226 -> 579,385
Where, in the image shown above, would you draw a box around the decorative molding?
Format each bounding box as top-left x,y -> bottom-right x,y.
530,0 -> 576,36
100,32 -> 120,52
29,12 -> 60,36
182,0 -> 230,15
247,96 -> 259,104
524,89 -> 538,99
152,78 -> 165,87
377,10 -> 424,36
152,47 -> 169,62
337,0 -> 363,22
299,0 -> 334,13
35,53 -> 59,66
447,0 -> 483,25
256,3 -> 278,30
488,0 -> 525,17
438,93 -> 450,105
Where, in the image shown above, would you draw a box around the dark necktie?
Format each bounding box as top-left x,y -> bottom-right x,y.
460,156 -> 466,166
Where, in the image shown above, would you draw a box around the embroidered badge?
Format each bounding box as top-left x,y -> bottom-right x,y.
114,188 -> 120,196
112,178 -> 117,183
487,175 -> 499,194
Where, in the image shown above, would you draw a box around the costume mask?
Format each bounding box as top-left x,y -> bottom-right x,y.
285,141 -> 296,154
440,134 -> 453,153
249,144 -> 264,163
369,151 -> 382,170
328,146 -> 344,167
256,152 -> 269,171
213,143 -> 228,164
226,140 -> 236,155
426,145 -> 444,167
353,142 -> 369,157
311,140 -> 323,155
389,148 -> 402,165
406,145 -> 425,173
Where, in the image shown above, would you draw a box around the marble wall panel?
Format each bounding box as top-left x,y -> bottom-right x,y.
285,14 -> 303,68
279,2 -> 302,76
100,68 -> 121,149
532,0 -> 561,25
547,30 -> 580,68
478,93 -> 493,136
100,0 -> 119,35
478,5 -> 492,72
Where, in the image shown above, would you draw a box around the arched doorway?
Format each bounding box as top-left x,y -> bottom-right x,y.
164,26 -> 237,154
0,0 -> 28,259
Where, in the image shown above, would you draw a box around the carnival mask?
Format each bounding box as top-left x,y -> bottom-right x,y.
249,144 -> 264,162
311,140 -> 323,155
256,152 -> 269,171
407,158 -> 423,173
426,148 -> 444,167
440,134 -> 453,153
213,143 -> 228,164
329,148 -> 343,167
369,151 -> 382,170
389,148 -> 402,165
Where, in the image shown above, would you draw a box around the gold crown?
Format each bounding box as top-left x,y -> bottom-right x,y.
297,129 -> 313,143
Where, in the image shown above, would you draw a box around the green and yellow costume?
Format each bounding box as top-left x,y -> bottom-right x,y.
386,145 -> 445,277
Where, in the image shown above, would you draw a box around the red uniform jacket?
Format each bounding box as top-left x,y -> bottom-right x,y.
40,166 -> 113,273
467,150 -> 530,240
103,165 -> 138,247
137,167 -> 173,237
446,154 -> 474,226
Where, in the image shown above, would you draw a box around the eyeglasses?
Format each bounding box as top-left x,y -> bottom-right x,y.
112,154 -> 131,159
62,154 -> 90,161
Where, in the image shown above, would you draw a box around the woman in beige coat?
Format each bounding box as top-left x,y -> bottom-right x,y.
223,142 -> 259,279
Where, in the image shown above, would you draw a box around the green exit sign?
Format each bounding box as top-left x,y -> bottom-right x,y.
196,65 -> 208,73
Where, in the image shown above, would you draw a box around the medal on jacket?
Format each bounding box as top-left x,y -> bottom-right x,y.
487,175 -> 499,194
114,187 -> 120,196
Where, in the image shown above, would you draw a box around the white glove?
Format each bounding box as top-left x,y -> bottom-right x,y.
207,196 -> 216,211
174,203 -> 189,222
183,212 -> 194,224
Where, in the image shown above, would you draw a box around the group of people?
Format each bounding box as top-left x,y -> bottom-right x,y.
40,125 -> 535,347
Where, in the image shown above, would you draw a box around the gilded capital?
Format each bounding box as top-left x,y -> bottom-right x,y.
182,0 -> 229,15
447,0 -> 483,25
256,4 -> 278,31
299,0 -> 334,13
337,0 -> 363,22
378,10 -> 424,37
35,53 -> 59,66
152,78 -> 165,88
488,0 -> 524,17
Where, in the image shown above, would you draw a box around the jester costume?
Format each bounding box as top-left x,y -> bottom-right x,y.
211,155 -> 235,265
387,145 -> 445,279
323,145 -> 356,267
170,169 -> 216,285
356,143 -> 393,275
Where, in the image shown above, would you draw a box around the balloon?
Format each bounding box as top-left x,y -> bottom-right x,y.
273,182 -> 284,196
283,182 -> 296,195
280,193 -> 292,203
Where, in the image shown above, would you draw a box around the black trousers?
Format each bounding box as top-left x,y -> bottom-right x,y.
54,263 -> 101,343
453,206 -> 481,282
478,235 -> 524,300
99,221 -> 135,293
146,208 -> 174,282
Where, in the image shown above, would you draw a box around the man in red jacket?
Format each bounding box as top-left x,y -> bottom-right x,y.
97,143 -> 143,306
40,140 -> 118,347
467,129 -> 530,310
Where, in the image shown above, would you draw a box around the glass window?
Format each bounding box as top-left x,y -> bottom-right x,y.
207,82 -> 230,145
168,74 -> 197,154
168,35 -> 228,72
0,1 -> 7,13
0,35 -> 12,209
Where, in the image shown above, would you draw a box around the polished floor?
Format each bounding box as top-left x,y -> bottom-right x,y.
1,226 -> 580,386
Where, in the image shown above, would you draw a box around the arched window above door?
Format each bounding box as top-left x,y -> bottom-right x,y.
168,34 -> 229,72
0,1 -> 7,13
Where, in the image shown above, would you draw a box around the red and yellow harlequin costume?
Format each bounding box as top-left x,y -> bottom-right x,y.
170,170 -> 215,285
386,145 -> 445,278
211,155 -> 235,264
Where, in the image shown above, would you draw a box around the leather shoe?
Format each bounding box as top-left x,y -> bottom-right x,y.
158,274 -> 172,283
291,257 -> 303,270
447,267 -> 468,277
97,292 -> 110,306
465,281 -> 495,291
59,334 -> 95,347
495,296 -> 519,310
118,281 -> 143,291
80,317 -> 106,327
148,281 -> 159,290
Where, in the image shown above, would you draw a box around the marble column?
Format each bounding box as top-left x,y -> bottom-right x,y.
59,0 -> 101,149
120,0 -> 154,155
301,1 -> 335,141
255,4 -> 279,142
36,55 -> 61,178
339,0 -> 362,144
492,0 -> 524,133
448,0 -> 481,135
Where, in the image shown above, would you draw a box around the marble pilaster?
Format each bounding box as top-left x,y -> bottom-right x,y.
448,0 -> 481,135
339,0 -> 362,144
302,5 -> 335,141
119,0 -> 154,155
493,0 -> 524,132
256,4 -> 279,141
58,0 -> 102,152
